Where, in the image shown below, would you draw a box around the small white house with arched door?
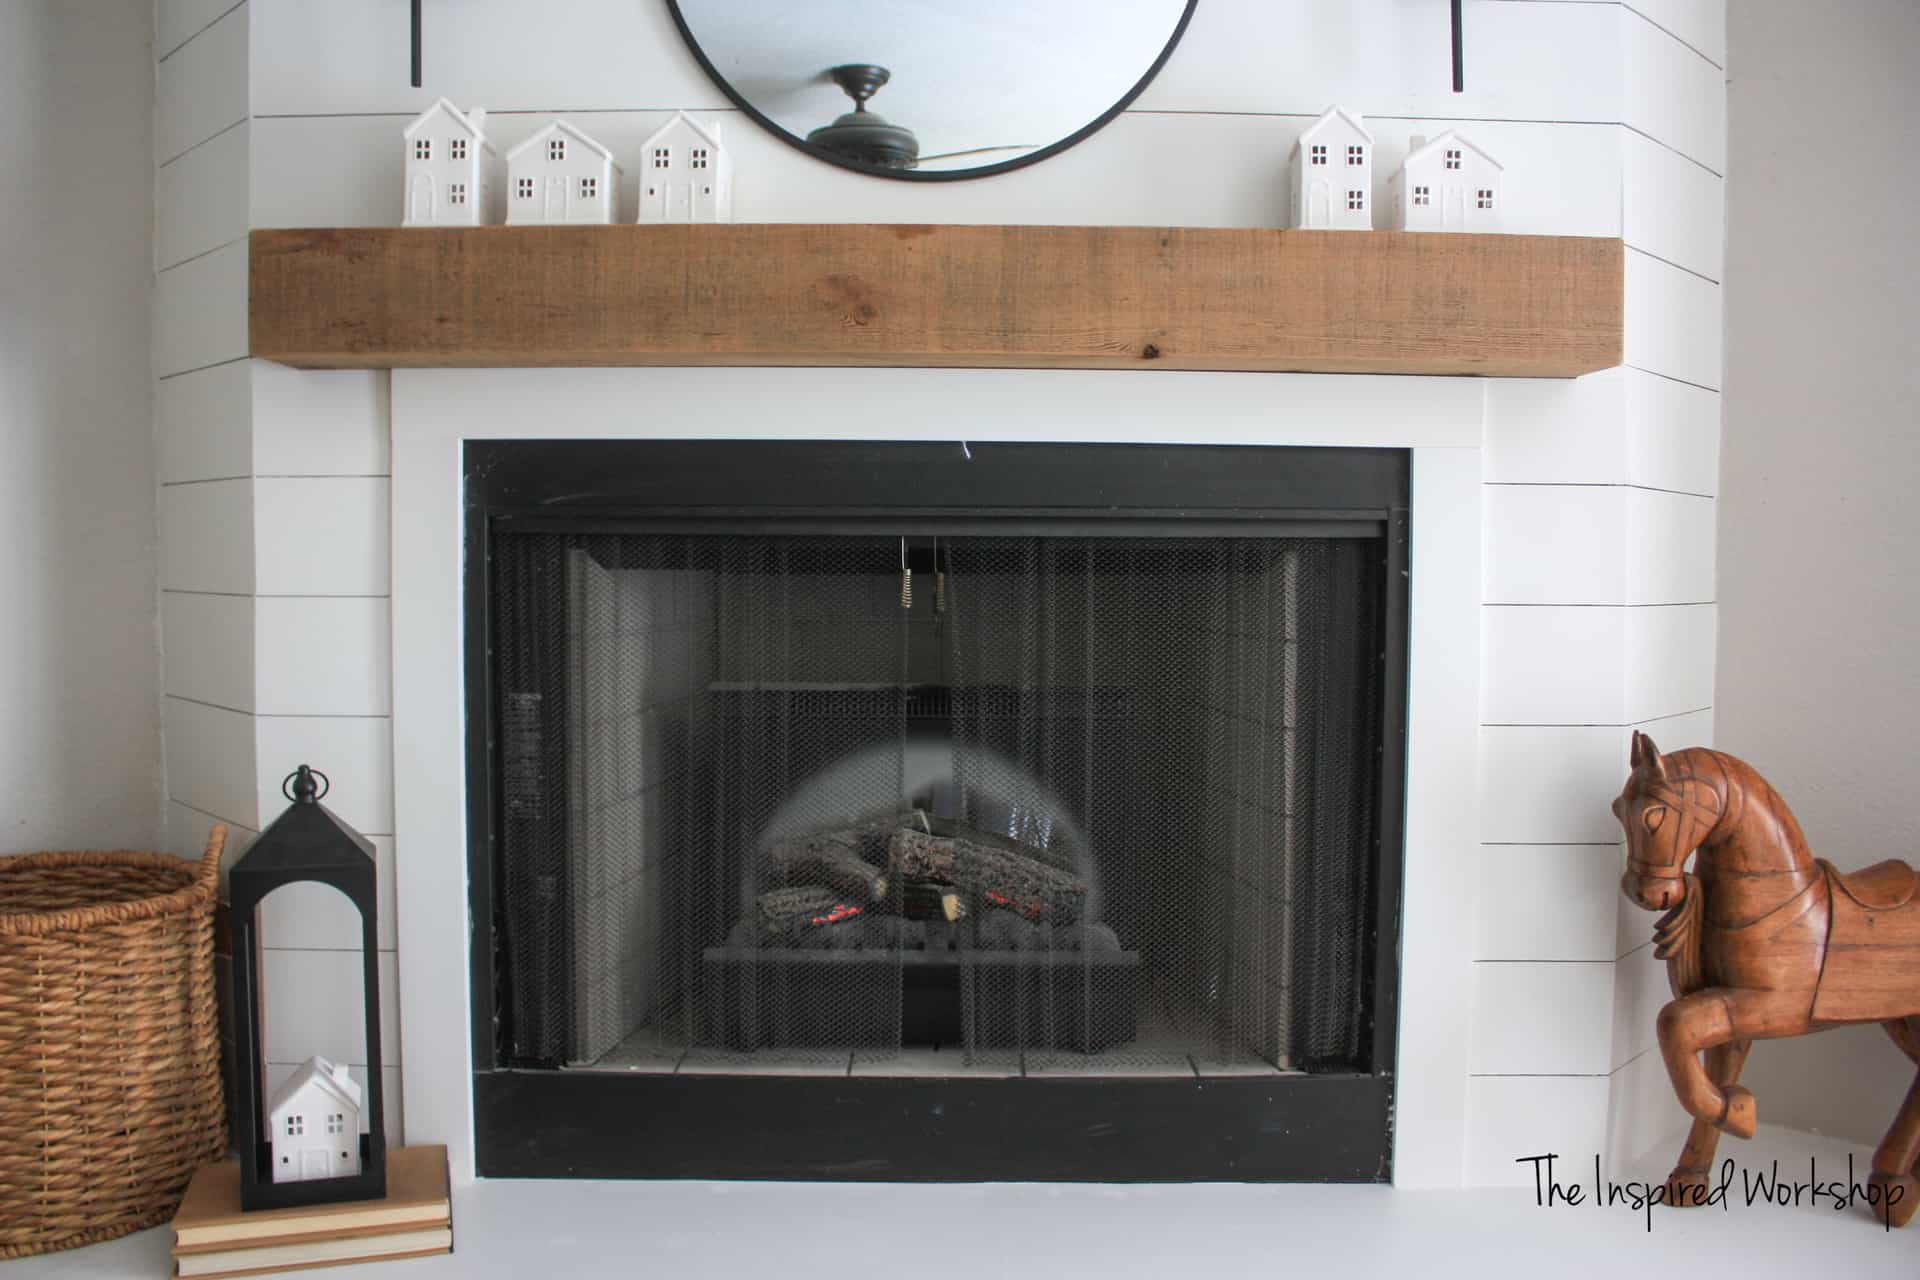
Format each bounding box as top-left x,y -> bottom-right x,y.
1290,106 -> 1373,230
268,1055 -> 362,1183
636,112 -> 733,223
401,99 -> 493,226
1388,131 -> 1503,231
506,120 -> 620,224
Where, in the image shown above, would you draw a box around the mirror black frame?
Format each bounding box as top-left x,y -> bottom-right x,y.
663,0 -> 1199,182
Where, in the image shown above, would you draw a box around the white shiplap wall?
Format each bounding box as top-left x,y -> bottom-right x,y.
152,0 -> 1724,1183
153,0 -> 404,1143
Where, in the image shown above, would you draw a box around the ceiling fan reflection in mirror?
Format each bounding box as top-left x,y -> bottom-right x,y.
806,65 -> 920,169
803,65 -> 1043,171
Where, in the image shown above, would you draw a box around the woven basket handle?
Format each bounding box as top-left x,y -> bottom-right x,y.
199,824 -> 228,890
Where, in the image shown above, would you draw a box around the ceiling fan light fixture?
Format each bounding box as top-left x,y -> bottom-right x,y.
806,63 -> 920,170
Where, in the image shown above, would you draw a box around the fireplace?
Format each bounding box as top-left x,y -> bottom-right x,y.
461,440 -> 1408,1180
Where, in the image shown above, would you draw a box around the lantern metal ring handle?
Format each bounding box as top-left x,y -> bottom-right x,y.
282,764 -> 331,804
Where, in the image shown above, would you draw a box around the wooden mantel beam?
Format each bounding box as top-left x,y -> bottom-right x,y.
248,224 -> 1622,377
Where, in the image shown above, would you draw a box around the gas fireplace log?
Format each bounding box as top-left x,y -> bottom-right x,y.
766,828 -> 889,902
888,828 -> 1087,924
756,885 -> 867,937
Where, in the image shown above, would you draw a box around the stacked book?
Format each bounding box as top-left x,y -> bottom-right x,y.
170,1145 -> 451,1278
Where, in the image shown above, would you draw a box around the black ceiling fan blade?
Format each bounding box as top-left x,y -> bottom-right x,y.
916,143 -> 1044,163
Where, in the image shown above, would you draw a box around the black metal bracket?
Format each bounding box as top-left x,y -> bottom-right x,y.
1451,0 -> 1465,92
410,0 -> 422,87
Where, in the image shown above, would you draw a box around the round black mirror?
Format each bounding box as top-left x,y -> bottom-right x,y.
665,0 -> 1197,181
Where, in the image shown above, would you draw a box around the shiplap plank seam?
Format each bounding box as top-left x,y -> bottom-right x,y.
157,117 -> 249,171
1483,482 -> 1715,499
1621,124 -> 1721,178
159,355 -> 249,382
158,235 -> 249,276
1480,706 -> 1713,728
1625,243 -> 1719,286
1624,365 -> 1718,394
158,0 -> 247,62
170,798 -> 258,830
1622,3 -> 1724,69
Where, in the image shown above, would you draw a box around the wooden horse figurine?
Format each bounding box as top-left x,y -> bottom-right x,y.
1615,731 -> 1920,1226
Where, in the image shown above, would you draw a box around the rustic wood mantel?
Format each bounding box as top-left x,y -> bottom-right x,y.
248,224 -> 1622,377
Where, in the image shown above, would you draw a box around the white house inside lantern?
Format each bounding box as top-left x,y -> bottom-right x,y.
268,1056 -> 363,1184
1387,130 -> 1503,232
1290,105 -> 1373,230
637,112 -> 732,224
506,120 -> 621,225
401,98 -> 493,227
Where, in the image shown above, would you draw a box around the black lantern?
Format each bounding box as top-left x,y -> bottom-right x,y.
231,765 -> 386,1210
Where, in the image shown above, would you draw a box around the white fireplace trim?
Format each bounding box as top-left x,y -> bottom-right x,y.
389,366 -> 1483,1187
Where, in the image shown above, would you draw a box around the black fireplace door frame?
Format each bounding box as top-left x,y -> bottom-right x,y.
463,441 -> 1409,1182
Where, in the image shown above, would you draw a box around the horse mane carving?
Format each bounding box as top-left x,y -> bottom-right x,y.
1653,872 -> 1704,998
1622,738 -> 1724,1000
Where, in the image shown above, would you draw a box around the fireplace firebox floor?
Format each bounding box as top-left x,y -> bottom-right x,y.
577,999 -> 1294,1079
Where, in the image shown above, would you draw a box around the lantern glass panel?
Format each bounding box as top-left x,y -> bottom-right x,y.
255,881 -> 371,1131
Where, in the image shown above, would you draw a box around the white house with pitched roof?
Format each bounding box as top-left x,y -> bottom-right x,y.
636,112 -> 732,224
1290,106 -> 1373,230
506,120 -> 621,225
401,98 -> 493,226
268,1056 -> 363,1183
1388,130 -> 1503,231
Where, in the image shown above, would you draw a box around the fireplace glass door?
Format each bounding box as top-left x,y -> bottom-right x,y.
489,526 -> 1385,1079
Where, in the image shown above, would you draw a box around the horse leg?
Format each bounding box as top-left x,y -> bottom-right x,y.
1867,1019 -> 1920,1229
1665,1038 -> 1751,1205
1655,988 -> 1806,1138
1887,1015 -> 1920,1064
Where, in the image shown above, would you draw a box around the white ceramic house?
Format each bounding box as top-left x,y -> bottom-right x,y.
1290,106 -> 1373,230
402,99 -> 493,227
268,1056 -> 362,1183
1388,131 -> 1503,232
506,120 -> 621,225
636,112 -> 732,224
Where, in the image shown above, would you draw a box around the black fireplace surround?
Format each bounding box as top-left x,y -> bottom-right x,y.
464,441 -> 1408,1181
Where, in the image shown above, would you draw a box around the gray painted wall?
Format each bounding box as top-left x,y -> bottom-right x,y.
1720,0 -> 1920,1142
0,3 -> 162,852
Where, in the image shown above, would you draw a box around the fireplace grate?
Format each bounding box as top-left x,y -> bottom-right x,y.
489,530 -> 1385,1075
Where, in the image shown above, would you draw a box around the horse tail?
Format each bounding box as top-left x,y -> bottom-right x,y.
1653,873 -> 1706,998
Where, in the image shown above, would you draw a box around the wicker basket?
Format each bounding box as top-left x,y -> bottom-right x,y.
0,827 -> 228,1257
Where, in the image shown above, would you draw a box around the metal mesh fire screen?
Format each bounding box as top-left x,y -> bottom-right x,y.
490,528 -> 1388,1077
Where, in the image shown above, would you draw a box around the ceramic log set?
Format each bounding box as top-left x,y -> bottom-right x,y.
1614,732 -> 1920,1227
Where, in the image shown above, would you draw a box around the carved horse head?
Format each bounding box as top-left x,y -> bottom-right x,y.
1612,731 -> 1727,912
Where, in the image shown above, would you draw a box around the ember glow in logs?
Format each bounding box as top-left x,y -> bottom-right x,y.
754,885 -> 868,937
